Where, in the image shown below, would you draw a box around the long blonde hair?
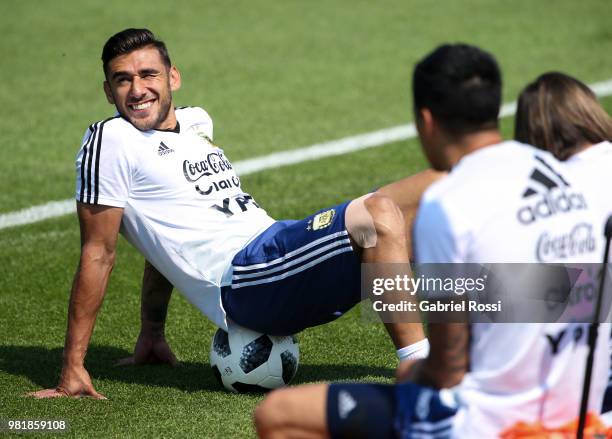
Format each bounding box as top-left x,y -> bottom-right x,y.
515,72 -> 612,160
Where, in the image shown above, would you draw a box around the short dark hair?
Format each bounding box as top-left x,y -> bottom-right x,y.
412,44 -> 502,135
515,72 -> 612,160
101,28 -> 171,77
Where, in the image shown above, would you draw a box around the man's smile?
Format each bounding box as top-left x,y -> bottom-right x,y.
128,99 -> 155,112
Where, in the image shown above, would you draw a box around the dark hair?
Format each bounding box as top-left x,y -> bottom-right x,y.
101,28 -> 171,77
412,44 -> 502,135
515,72 -> 612,160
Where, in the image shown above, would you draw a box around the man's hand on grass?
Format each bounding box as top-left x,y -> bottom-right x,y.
116,332 -> 178,367
27,364 -> 106,399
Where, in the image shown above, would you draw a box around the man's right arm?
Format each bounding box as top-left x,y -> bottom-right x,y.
29,202 -> 123,399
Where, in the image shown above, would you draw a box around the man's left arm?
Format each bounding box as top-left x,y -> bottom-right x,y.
398,323 -> 469,388
396,193 -> 470,385
117,260 -> 178,366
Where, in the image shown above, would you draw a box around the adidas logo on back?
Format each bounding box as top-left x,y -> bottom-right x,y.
516,156 -> 587,225
158,141 -> 174,156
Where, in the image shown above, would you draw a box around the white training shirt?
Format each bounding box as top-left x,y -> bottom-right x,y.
566,141 -> 612,226
414,140 -> 610,437
75,107 -> 275,329
565,140 -> 612,407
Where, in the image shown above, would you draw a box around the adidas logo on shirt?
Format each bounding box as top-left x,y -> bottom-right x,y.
516,156 -> 587,225
158,141 -> 174,156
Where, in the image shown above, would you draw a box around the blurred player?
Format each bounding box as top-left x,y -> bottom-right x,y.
254,44 -> 609,438
515,71 -> 612,416
515,72 -> 612,162
28,28 -> 431,399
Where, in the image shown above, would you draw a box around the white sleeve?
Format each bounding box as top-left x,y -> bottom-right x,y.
413,197 -> 467,263
194,107 -> 213,139
183,106 -> 214,140
75,120 -> 131,207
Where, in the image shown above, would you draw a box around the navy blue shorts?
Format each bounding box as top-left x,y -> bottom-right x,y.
327,382 -> 458,439
221,201 -> 361,335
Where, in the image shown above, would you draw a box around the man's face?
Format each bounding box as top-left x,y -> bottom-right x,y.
103,46 -> 181,131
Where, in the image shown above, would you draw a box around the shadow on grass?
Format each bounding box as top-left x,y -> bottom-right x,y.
0,345 -> 223,393
0,344 -> 394,393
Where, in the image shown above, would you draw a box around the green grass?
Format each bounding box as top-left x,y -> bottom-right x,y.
1,0 -> 612,212
1,0 -> 612,437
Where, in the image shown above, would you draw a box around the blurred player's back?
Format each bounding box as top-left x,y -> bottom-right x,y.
415,140 -> 610,437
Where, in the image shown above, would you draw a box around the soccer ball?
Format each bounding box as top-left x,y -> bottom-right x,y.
209,324 -> 300,393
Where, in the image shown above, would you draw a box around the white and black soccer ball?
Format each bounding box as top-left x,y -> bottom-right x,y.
209,324 -> 300,393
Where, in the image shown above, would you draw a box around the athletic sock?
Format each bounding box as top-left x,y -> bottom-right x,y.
396,338 -> 430,361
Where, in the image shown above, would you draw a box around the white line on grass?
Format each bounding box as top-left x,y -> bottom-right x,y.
2,78 -> 612,231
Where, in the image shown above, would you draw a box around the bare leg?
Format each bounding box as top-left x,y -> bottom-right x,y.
254,384 -> 330,439
353,193 -> 425,348
377,169 -> 446,260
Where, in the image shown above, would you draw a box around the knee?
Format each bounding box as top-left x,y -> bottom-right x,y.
254,389 -> 289,438
363,194 -> 405,240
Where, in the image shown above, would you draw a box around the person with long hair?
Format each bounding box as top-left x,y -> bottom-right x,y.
515,72 -> 612,161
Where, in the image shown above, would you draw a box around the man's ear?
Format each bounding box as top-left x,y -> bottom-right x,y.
418,108 -> 435,138
103,81 -> 115,105
169,66 -> 181,92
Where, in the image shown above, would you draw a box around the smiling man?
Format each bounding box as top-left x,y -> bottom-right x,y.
102,37 -> 178,131
29,28 -> 432,399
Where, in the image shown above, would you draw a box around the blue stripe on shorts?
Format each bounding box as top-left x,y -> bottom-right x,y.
221,201 -> 361,335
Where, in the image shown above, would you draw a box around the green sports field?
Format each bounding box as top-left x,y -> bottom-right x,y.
1,0 -> 612,437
